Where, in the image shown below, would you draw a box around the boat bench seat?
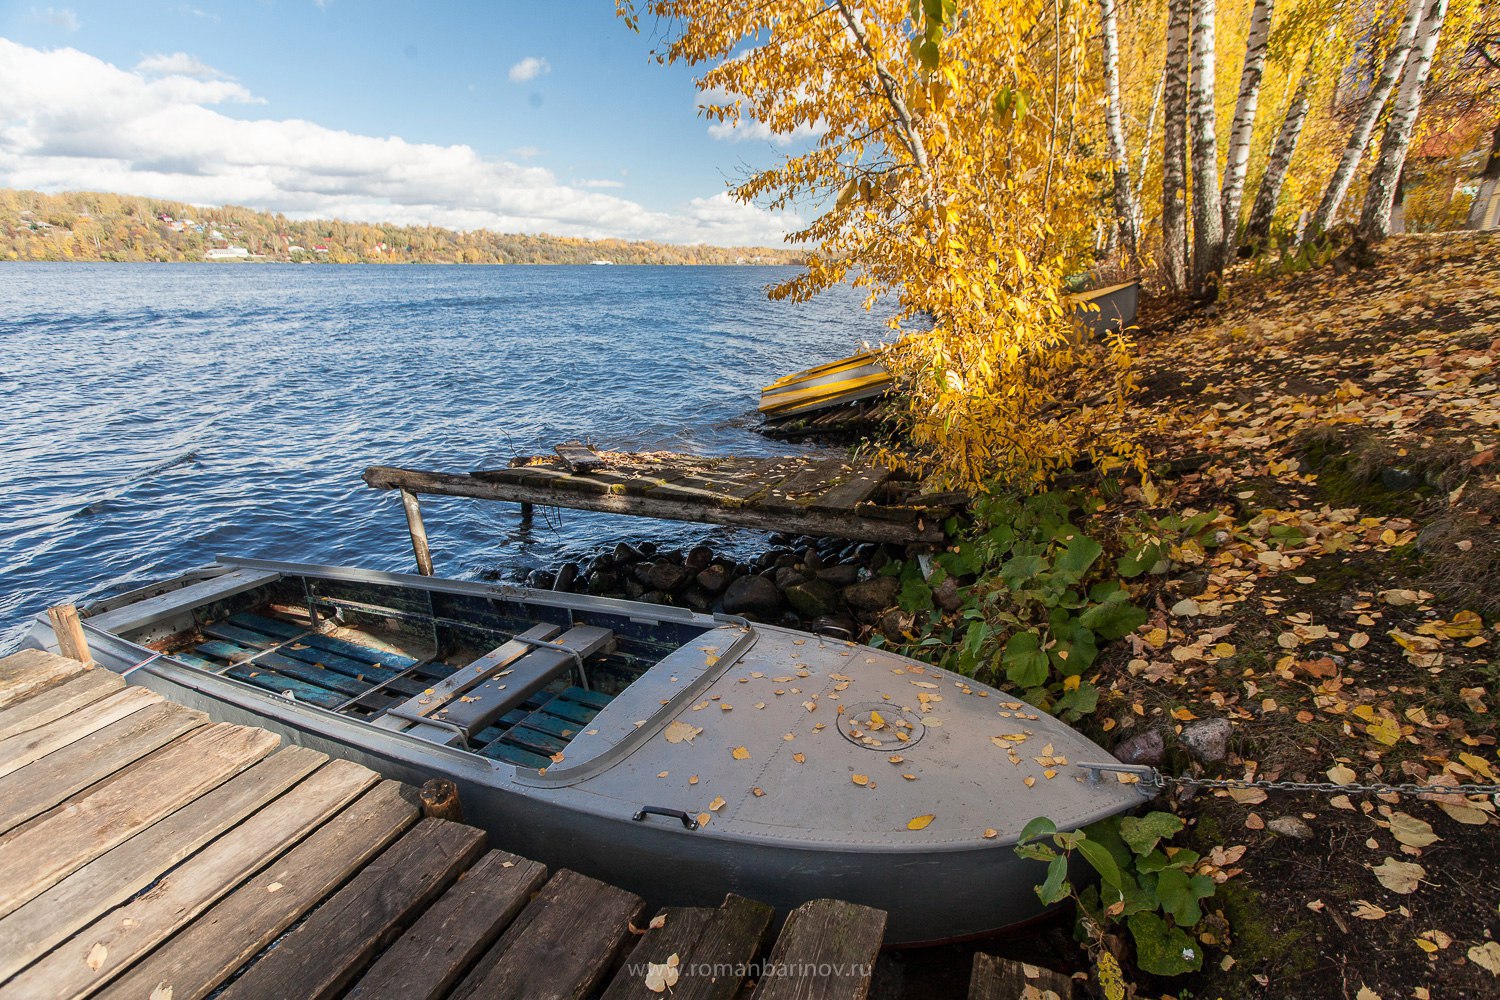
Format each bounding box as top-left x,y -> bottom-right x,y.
377,624 -> 615,746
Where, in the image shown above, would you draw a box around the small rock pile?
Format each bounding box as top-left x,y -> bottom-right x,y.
521,533 -> 937,637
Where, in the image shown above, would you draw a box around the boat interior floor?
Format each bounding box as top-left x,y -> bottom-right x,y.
169,609 -> 628,770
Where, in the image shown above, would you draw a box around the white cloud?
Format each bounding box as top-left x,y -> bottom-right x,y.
135,52 -> 230,81
29,6 -> 80,31
510,145 -> 543,159
177,5 -> 219,21
507,57 -> 550,84
0,39 -> 797,247
577,179 -> 624,189
698,84 -> 826,147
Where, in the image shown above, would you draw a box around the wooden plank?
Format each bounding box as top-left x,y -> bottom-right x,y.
0,649 -> 88,709
664,895 -> 775,1000
364,467 -> 943,544
600,909 -> 716,1000
375,624 -> 560,732
0,757 -> 379,999
83,568 -> 279,636
46,605 -> 91,664
968,953 -> 1074,1000
347,849 -> 548,1000
450,869 -> 646,1000
807,464 -> 893,513
216,817 -> 484,1000
0,686 -> 162,781
554,441 -> 604,473
101,780 -> 420,1000
0,701 -> 206,836
0,668 -> 122,742
750,899 -> 886,1000
757,458 -> 858,512
0,722 -> 278,922
0,746 -> 326,984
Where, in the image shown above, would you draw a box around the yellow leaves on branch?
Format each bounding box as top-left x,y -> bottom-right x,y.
619,0 -> 1140,490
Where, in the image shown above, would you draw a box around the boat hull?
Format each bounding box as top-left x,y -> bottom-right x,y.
25,560 -> 1148,944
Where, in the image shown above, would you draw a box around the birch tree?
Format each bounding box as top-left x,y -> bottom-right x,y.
1101,0 -> 1140,259
1219,0 -> 1275,257
1244,53 -> 1317,243
1309,0 -> 1426,235
1188,0 -> 1223,294
1161,0 -> 1192,292
1360,0 -> 1451,237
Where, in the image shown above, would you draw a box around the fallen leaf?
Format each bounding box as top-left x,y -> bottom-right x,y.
907,814 -> 935,830
983,828 -> 998,839
663,721 -> 702,744
709,796 -> 726,812
1371,858 -> 1424,894
644,953 -> 681,992
1388,812 -> 1439,849
852,774 -> 869,786
731,746 -> 751,761
1469,941 -> 1500,976
792,753 -> 806,764
650,913 -> 668,930
1351,900 -> 1388,920
1327,764 -> 1357,785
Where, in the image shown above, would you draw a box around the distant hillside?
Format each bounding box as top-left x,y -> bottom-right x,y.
0,189 -> 804,266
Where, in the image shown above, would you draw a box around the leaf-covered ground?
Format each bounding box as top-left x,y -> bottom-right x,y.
1081,231 -> 1500,998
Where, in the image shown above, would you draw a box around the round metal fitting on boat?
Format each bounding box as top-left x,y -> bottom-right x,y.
837,702 -> 925,751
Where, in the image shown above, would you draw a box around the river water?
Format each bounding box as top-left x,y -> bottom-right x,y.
0,263 -> 893,648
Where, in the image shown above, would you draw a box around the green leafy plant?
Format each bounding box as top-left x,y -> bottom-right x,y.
882,490 -> 1146,720
1016,812 -> 1215,977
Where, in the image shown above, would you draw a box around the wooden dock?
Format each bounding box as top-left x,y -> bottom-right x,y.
0,648 -> 892,1000
366,449 -> 960,573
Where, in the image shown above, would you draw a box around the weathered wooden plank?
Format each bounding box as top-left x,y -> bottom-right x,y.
347,849 -> 548,1000
0,701 -> 206,836
0,722 -> 279,922
757,459 -> 859,512
663,895 -> 776,1000
101,780 -> 421,1000
364,467 -> 943,544
450,869 -> 646,1000
0,650 -> 89,709
554,441 -> 604,473
807,464 -> 893,513
750,899 -> 886,1000
216,817 -> 484,1000
0,757 -> 378,999
0,685 -> 162,781
968,953 -> 1074,1000
0,746 -> 326,984
46,605 -> 91,665
83,568 -> 279,636
600,908 -> 717,1000
0,668 -> 122,742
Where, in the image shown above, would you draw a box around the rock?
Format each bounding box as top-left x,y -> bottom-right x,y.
684,545 -> 713,572
1266,816 -> 1313,840
774,565 -> 809,592
754,551 -> 778,572
613,542 -> 643,564
867,548 -> 891,574
784,579 -> 840,619
876,608 -> 910,644
638,590 -> 668,606
1179,718 -> 1233,764
632,562 -> 657,585
586,571 -> 621,596
646,561 -> 695,593
553,562 -> 579,592
682,588 -> 713,612
810,615 -> 858,639
1114,729 -> 1166,766
636,540 -> 658,556
932,576 -> 963,612
722,575 -> 782,618
526,570 -> 555,590
815,564 -> 861,588
843,576 -> 900,614
657,549 -> 684,566
695,566 -> 732,594
774,553 -> 799,570
623,578 -> 646,599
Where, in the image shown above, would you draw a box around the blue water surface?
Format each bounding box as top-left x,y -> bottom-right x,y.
0,263 -> 893,648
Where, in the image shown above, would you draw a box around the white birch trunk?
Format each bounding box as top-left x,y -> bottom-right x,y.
1245,58 -> 1315,243
1309,0 -> 1425,235
1188,0 -> 1223,294
1162,0 -> 1192,292
1134,75 -> 1165,232
1219,0 -> 1275,257
1359,0 -> 1450,238
1101,0 -> 1140,260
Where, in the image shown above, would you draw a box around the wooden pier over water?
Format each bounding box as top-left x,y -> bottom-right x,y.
0,648 -> 893,1000
366,448 -> 962,575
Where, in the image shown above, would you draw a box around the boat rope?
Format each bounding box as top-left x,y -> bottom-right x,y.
1078,762 -> 1500,803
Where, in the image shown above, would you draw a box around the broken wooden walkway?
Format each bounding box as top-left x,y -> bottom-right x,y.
366,447 -> 960,574
0,648 -> 889,1000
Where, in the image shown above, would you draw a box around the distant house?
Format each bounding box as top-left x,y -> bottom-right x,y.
204,246 -> 250,260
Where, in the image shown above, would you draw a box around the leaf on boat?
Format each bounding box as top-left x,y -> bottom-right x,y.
689,775 -> 699,785
731,746 -> 751,760
903,774 -> 917,781
851,774 -> 869,786
663,721 -> 702,744
910,680 -> 939,689
1371,858 -> 1424,895
721,703 -> 733,711
753,787 -> 766,797
709,796 -> 727,811
656,771 -> 668,778
695,812 -> 711,828
983,828 -> 998,839
792,753 -> 806,764
907,814 -> 935,830
888,755 -> 904,764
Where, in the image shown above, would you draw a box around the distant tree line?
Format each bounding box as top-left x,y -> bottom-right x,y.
0,189 -> 805,265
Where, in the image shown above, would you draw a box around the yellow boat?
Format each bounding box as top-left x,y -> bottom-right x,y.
758,280 -> 1140,422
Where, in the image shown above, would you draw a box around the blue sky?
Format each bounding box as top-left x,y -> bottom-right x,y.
0,1 -> 810,244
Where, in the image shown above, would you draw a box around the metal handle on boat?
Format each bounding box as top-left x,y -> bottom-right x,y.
631,806 -> 699,830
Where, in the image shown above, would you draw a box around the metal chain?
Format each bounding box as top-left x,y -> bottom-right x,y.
1078,761 -> 1500,801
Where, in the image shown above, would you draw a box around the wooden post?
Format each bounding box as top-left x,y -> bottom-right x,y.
519,502 -> 534,525
399,489 -> 435,576
46,604 -> 92,665
419,778 -> 464,822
